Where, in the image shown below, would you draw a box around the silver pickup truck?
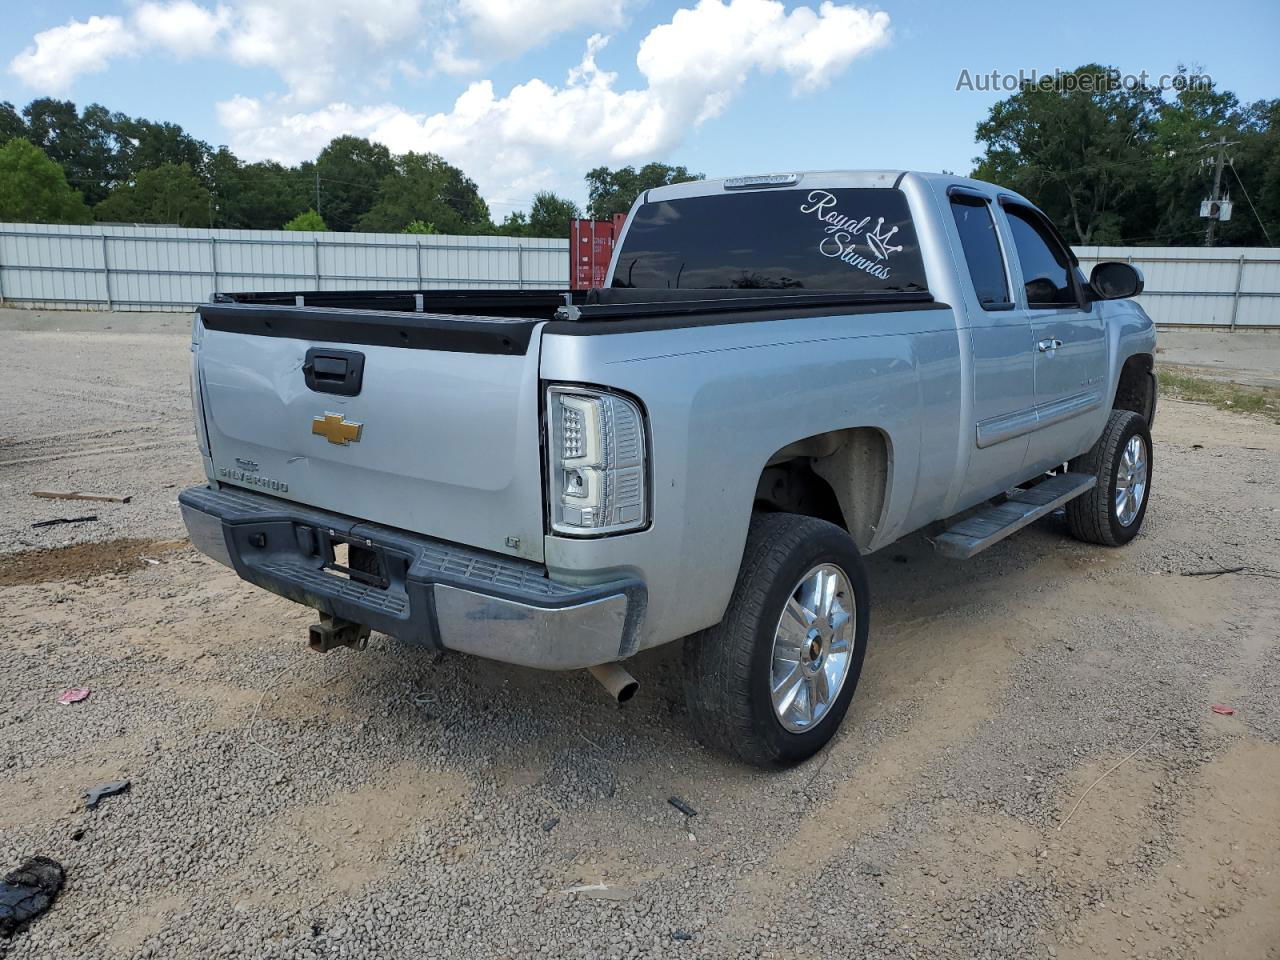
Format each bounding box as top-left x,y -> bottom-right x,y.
180,170 -> 1156,766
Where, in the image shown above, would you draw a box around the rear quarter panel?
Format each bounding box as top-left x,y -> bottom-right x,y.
540,307 -> 962,649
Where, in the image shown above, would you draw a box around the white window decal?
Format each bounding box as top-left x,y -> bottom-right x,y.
799,190 -> 902,281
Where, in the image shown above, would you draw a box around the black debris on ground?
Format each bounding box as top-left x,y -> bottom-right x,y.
0,857 -> 65,939
668,796 -> 697,817
83,779 -> 130,809
31,515 -> 99,529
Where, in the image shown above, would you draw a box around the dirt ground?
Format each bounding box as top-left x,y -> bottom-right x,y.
1157,329 -> 1280,391
1,309 -> 1278,960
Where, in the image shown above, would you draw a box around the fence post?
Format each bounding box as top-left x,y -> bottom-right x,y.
0,233 -> 6,304
313,237 -> 321,289
516,242 -> 524,290
1229,254 -> 1245,330
101,234 -> 113,310
209,237 -> 219,297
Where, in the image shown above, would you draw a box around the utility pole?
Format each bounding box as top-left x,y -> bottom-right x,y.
315,171 -> 321,216
1204,135 -> 1237,247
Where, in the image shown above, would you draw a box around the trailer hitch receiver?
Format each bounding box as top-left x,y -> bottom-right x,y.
308,613 -> 371,653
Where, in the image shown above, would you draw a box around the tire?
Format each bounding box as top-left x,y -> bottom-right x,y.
682,512 -> 870,768
1066,409 -> 1152,547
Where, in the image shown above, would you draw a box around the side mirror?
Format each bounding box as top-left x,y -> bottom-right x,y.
1090,262 -> 1144,300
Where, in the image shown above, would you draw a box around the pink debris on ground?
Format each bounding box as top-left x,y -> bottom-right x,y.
56,688 -> 91,705
1210,704 -> 1236,716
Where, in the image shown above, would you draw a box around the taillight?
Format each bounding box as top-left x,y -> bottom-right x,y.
545,385 -> 647,536
190,347 -> 210,456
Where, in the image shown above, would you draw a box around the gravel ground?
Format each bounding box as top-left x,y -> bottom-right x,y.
2,309 -> 1278,960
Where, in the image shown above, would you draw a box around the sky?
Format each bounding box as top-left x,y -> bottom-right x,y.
2,0 -> 1278,214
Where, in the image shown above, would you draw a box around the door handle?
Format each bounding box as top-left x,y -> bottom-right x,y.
1037,338 -> 1064,353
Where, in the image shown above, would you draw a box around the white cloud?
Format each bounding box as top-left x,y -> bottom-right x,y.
458,0 -> 625,58
8,0 -> 626,99
10,0 -> 891,211
224,0 -> 428,103
8,0 -> 427,102
431,36 -> 484,77
8,15 -> 138,93
636,0 -> 890,97
218,0 -> 891,206
135,1 -> 232,56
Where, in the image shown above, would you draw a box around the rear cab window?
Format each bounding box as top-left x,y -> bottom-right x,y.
612,188 -> 929,295
949,193 -> 1011,310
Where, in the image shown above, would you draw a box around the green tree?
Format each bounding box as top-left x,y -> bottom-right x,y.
18,99 -> 216,206
114,115 -> 212,184
1144,79 -> 1277,246
0,101 -> 25,147
585,163 -> 702,220
970,64 -> 1278,246
0,138 -> 92,223
307,135 -> 395,230
493,210 -> 530,237
403,219 -> 438,234
527,191 -> 581,237
208,147 -> 307,228
1250,99 -> 1280,243
21,98 -> 121,205
94,162 -> 212,226
972,65 -> 1163,244
284,208 -> 328,231
356,152 -> 490,234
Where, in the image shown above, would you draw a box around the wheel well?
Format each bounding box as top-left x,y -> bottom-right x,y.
1114,354 -> 1156,424
753,428 -> 889,550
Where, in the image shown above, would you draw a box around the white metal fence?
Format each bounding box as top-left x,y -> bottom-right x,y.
1074,245 -> 1278,328
0,222 -> 569,311
0,223 -> 1276,327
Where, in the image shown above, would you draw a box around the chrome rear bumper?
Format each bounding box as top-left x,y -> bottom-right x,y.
178,485 -> 645,670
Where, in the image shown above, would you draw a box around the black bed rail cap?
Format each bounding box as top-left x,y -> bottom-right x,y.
198,300 -> 537,355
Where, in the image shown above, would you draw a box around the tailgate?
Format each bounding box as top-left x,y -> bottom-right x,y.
195,303 -> 547,562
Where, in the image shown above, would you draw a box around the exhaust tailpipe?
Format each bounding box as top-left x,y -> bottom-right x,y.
587,662 -> 638,703
308,614 -> 371,653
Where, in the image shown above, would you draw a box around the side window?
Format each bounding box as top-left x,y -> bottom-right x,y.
1004,205 -> 1077,308
949,195 -> 1010,309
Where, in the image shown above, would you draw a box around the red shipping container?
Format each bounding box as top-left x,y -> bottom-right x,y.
570,217 -> 626,290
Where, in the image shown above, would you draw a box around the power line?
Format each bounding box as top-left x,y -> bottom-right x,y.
1227,160 -> 1275,246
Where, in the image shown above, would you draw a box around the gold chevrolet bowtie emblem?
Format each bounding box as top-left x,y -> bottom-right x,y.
311,412 -> 363,445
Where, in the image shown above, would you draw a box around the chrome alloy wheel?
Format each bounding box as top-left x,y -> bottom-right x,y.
770,563 -> 856,733
1115,434 -> 1149,527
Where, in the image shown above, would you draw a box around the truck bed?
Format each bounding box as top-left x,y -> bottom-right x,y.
210,287 -> 944,343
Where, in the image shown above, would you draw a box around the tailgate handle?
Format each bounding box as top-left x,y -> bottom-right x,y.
303,348 -> 365,396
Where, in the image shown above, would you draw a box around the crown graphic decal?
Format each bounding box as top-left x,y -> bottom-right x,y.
865,218 -> 903,261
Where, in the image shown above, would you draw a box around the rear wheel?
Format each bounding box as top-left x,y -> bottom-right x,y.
1066,409 -> 1152,546
683,512 -> 870,767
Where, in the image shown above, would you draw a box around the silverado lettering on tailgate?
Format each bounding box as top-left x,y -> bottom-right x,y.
217,467 -> 289,493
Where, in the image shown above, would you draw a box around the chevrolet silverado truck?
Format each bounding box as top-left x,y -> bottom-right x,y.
180,170 -> 1156,766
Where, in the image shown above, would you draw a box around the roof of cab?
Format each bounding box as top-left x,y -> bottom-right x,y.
642,170 -> 1030,208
